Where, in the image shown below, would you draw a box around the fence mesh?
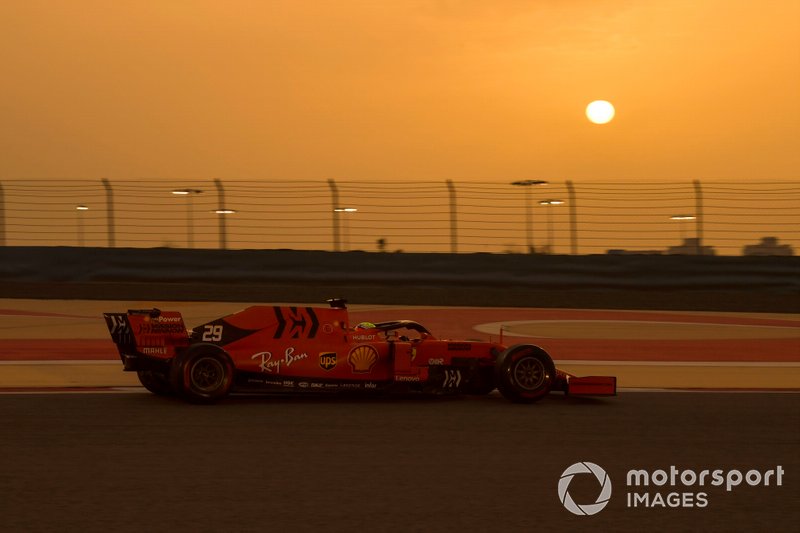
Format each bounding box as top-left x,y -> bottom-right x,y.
1,179 -> 797,255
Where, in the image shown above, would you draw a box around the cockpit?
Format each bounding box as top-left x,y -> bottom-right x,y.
355,320 -> 434,342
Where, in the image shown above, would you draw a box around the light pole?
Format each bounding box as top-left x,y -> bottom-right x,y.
670,215 -> 696,246
75,205 -> 89,246
538,199 -> 565,253
511,180 -> 548,253
101,178 -> 115,247
172,189 -> 203,248
213,179 -> 235,250
213,209 -> 237,249
334,207 -> 357,251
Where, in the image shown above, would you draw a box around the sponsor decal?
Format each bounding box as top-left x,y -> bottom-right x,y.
319,352 -> 337,371
106,314 -> 130,335
251,347 -> 309,374
428,358 -> 445,365
557,462 -> 785,516
364,382 -> 378,389
137,323 -> 185,335
322,324 -> 334,335
395,375 -> 420,382
144,315 -> 182,324
282,380 -> 294,388
141,347 -> 168,355
353,334 -> 376,341
442,369 -> 462,388
298,382 -> 309,389
447,343 -> 472,351
273,307 -> 319,339
348,345 -> 379,374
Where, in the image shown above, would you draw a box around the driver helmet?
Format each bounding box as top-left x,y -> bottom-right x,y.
355,322 -> 376,330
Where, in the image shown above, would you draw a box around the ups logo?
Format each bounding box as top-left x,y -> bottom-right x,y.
319,352 -> 337,371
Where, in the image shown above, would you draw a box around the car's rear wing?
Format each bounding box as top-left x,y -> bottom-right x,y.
103,308 -> 190,369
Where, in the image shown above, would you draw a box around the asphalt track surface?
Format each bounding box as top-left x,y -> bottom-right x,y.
1,391 -> 798,533
2,299 -> 798,532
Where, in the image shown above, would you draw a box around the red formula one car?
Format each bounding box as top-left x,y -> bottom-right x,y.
104,299 -> 616,404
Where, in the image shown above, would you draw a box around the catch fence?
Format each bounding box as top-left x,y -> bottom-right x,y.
0,179 -> 797,256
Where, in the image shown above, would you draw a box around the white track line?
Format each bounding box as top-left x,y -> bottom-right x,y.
0,387 -> 148,395
618,388 -> 800,394
490,320 -> 799,329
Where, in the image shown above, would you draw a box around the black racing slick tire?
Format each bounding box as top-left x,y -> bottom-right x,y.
494,345 -> 556,403
136,370 -> 173,396
171,347 -> 234,404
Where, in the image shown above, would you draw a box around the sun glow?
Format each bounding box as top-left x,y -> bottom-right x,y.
586,100 -> 615,124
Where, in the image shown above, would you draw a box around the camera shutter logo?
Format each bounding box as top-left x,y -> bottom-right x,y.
558,462 -> 612,516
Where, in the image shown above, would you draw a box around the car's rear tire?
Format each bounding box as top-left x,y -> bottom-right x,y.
136,370 -> 173,396
494,345 -> 556,403
171,347 -> 234,404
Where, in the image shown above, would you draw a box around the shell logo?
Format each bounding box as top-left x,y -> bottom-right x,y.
348,345 -> 379,374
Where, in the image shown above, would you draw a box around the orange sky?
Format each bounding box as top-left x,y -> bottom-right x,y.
1,0 -> 798,182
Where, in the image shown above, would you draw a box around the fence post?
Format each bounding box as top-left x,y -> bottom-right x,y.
101,178 -> 115,247
327,179 -> 341,252
566,180 -> 578,255
214,179 -> 227,249
446,180 -> 458,253
693,179 -> 704,254
0,182 -> 5,246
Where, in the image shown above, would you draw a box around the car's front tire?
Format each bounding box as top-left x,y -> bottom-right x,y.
171,346 -> 234,404
494,345 -> 556,403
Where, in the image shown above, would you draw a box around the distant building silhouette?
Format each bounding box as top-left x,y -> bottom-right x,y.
666,238 -> 716,255
742,237 -> 794,256
606,249 -> 663,255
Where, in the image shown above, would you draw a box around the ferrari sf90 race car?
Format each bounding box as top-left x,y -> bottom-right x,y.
104,299 -> 616,404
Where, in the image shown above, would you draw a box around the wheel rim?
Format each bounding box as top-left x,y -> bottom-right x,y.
190,357 -> 226,392
511,356 -> 546,391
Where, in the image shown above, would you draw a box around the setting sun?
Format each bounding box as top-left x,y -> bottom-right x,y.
0,1 -> 797,180
586,100 -> 616,125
